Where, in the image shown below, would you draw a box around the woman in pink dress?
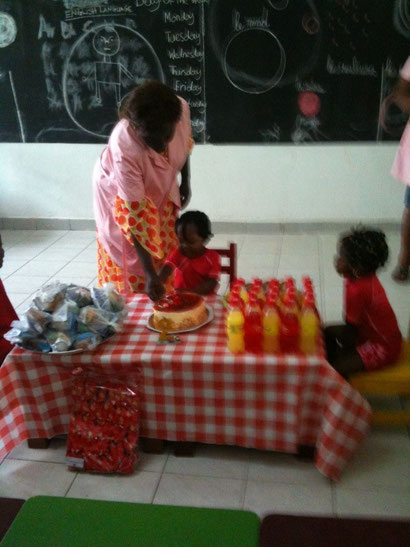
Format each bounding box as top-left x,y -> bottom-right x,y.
93,81 -> 194,300
391,57 -> 410,282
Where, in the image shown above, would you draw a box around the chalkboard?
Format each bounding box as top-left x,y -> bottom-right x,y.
0,0 -> 409,144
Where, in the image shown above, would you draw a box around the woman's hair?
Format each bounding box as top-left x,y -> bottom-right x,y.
340,226 -> 389,275
176,211 -> 213,241
119,80 -> 182,132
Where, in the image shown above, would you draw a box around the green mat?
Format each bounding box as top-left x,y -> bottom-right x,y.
1,496 -> 259,547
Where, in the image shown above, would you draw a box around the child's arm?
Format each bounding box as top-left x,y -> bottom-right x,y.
185,277 -> 218,296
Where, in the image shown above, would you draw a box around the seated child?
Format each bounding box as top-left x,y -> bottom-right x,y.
159,210 -> 221,295
0,233 -> 18,365
324,226 -> 402,378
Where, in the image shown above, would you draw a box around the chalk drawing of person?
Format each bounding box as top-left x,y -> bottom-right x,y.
82,25 -> 134,106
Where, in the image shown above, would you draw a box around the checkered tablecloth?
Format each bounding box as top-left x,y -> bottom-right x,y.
0,294 -> 372,480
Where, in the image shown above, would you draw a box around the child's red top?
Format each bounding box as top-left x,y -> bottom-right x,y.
344,274 -> 402,353
164,248 -> 221,291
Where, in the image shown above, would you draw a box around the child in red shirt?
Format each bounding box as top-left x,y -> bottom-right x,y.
0,233 -> 18,365
324,227 -> 402,378
159,210 -> 221,295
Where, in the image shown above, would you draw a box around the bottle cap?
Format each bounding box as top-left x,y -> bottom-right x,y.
230,295 -> 242,308
266,295 -> 277,307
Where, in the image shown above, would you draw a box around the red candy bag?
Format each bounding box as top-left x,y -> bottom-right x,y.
66,376 -> 139,474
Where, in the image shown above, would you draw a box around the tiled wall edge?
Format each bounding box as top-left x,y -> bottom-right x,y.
0,218 -> 401,233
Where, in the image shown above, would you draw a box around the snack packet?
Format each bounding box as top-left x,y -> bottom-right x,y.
25,306 -> 52,334
91,283 -> 126,314
32,281 -> 67,313
66,285 -> 93,308
78,306 -> 119,338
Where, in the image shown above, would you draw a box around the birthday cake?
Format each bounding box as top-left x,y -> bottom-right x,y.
153,292 -> 207,331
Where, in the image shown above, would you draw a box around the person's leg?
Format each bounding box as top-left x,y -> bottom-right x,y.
324,324 -> 356,362
392,187 -> 410,282
332,349 -> 365,379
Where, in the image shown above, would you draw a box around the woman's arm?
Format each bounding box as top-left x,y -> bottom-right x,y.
158,264 -> 173,284
393,77 -> 410,114
179,157 -> 191,210
130,233 -> 165,301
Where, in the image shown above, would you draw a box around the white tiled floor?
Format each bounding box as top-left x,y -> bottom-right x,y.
1,229 -> 410,519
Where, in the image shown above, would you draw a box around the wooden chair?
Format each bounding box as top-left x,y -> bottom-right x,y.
350,338 -> 410,425
212,242 -> 237,288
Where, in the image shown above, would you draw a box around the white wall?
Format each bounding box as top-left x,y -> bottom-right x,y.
0,142 -> 405,223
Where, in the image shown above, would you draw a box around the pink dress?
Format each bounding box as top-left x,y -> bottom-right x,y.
93,98 -> 193,293
391,56 -> 410,186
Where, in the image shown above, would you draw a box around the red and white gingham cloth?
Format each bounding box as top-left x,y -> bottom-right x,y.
0,295 -> 371,481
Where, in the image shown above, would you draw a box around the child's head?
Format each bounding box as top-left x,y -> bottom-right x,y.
175,210 -> 213,258
335,226 -> 389,278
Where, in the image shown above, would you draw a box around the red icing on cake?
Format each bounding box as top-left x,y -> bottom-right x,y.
154,292 -> 203,312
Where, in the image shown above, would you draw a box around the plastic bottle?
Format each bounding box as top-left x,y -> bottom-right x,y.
263,295 -> 280,353
226,295 -> 245,353
244,293 -> 263,353
280,289 -> 300,353
299,293 -> 320,354
251,279 -> 266,313
227,284 -> 240,308
235,278 -> 249,305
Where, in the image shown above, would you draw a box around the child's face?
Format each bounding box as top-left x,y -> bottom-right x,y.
176,223 -> 206,258
0,235 -> 4,269
334,244 -> 354,278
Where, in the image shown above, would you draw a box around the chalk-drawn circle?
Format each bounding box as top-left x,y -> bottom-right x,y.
266,0 -> 289,10
63,23 -> 164,139
0,12 -> 17,48
298,91 -> 321,117
302,13 -> 320,35
223,29 -> 286,94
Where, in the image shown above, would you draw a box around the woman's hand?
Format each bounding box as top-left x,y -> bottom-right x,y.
179,158 -> 191,210
179,181 -> 191,210
146,273 -> 166,301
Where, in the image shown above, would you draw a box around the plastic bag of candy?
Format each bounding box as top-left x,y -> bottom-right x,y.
25,306 -> 52,334
91,283 -> 126,314
78,306 -> 120,338
4,320 -> 51,352
50,301 -> 78,332
33,281 -> 67,313
66,376 -> 139,474
66,285 -> 93,308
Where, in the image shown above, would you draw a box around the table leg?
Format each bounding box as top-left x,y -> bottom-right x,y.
173,442 -> 196,457
295,444 -> 316,460
27,438 -> 50,449
141,438 -> 165,454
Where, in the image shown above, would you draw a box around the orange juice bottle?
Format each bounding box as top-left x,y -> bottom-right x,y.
280,289 -> 300,353
263,295 -> 280,353
235,278 -> 249,305
299,292 -> 320,354
226,295 -> 245,353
